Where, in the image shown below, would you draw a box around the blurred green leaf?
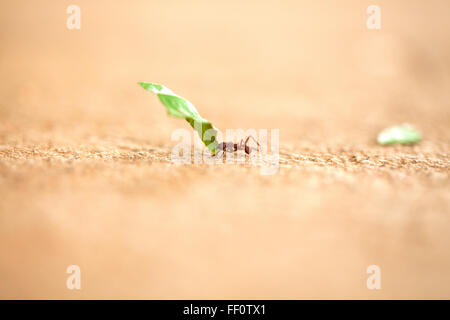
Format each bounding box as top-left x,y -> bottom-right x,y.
377,124 -> 421,145
138,82 -> 219,154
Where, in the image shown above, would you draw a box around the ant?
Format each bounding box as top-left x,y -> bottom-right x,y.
216,136 -> 260,156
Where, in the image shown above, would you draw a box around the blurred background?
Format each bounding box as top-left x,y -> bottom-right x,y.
0,0 -> 449,299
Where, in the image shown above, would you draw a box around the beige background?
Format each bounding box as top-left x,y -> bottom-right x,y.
0,0 -> 449,298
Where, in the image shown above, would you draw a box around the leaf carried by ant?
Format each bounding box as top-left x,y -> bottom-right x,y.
138,82 -> 219,154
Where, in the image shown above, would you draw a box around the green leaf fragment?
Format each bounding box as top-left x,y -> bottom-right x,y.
377,124 -> 421,145
138,82 -> 219,154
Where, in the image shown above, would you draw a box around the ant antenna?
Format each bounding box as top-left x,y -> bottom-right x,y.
246,136 -> 260,151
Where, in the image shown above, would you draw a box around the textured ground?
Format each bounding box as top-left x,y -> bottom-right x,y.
0,0 -> 449,299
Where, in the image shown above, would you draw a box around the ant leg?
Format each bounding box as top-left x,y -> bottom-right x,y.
214,142 -> 226,158
239,139 -> 245,150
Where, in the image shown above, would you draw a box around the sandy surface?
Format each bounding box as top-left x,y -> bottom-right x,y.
0,0 -> 449,299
